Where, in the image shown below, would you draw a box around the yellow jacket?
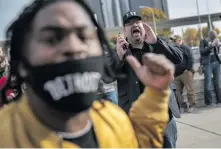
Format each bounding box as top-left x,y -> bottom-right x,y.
0,87 -> 169,148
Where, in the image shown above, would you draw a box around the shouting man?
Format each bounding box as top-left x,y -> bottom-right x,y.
112,11 -> 182,148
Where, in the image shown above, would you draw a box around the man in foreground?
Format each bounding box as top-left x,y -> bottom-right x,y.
0,0 -> 174,148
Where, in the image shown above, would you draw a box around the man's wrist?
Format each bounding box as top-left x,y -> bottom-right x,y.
149,38 -> 159,50
120,53 -> 126,61
120,51 -> 130,62
150,37 -> 159,45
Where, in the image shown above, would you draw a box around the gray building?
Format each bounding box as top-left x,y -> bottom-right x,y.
84,0 -> 169,28
85,0 -> 123,28
129,0 -> 169,17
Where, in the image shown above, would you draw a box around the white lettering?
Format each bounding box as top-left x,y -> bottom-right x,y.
44,81 -> 61,101
55,77 -> 68,100
126,12 -> 136,17
43,72 -> 101,101
64,74 -> 74,95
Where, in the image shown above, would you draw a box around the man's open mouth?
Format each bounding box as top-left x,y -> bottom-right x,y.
132,28 -> 140,36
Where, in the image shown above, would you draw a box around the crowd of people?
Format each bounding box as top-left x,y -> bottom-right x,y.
169,30 -> 221,113
0,0 -> 220,148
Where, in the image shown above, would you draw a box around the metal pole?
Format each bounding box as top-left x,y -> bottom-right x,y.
196,0 -> 203,39
206,0 -> 213,31
99,0 -> 106,28
139,6 -> 157,34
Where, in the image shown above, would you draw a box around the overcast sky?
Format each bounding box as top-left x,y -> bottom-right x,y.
168,0 -> 221,19
0,0 -> 221,40
168,0 -> 221,35
0,0 -> 32,40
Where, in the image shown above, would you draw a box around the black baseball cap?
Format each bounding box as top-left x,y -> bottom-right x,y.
123,11 -> 142,25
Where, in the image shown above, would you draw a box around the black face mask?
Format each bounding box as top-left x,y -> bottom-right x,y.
22,56 -> 104,113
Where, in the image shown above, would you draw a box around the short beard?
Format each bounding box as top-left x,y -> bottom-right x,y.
135,38 -> 142,42
133,37 -> 143,43
130,38 -> 144,49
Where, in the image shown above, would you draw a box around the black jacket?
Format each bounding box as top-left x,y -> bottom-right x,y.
200,39 -> 221,65
175,44 -> 194,77
110,38 -> 183,114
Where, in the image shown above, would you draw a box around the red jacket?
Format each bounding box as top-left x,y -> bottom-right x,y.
0,76 -> 7,90
0,76 -> 15,108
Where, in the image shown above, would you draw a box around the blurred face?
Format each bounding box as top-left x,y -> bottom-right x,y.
208,31 -> 217,41
0,47 -> 3,56
24,1 -> 102,67
0,56 -> 6,70
19,1 -> 104,113
175,39 -> 182,46
124,18 -> 145,44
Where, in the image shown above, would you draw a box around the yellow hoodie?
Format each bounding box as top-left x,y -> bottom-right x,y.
0,87 -> 169,148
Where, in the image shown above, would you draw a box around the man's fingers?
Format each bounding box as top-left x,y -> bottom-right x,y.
142,53 -> 174,76
117,38 -> 129,47
143,23 -> 152,31
118,38 -> 125,43
117,37 -> 126,42
119,41 -> 128,47
143,54 -> 166,75
143,23 -> 150,28
126,56 -> 142,73
143,53 -> 171,67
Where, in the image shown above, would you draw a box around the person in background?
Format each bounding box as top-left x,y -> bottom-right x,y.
200,30 -> 221,106
110,11 -> 182,148
0,0 -> 174,148
0,53 -> 10,107
98,45 -> 119,105
0,70 -> 22,106
0,56 -> 6,77
4,75 -> 23,102
0,47 -> 9,75
0,46 -> 4,56
0,51 -> 22,105
171,35 -> 196,113
98,80 -> 118,105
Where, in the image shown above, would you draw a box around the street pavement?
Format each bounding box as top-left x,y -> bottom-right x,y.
176,105 -> 221,148
174,57 -> 221,147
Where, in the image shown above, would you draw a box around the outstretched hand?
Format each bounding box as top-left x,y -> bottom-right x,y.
126,53 -> 174,91
143,23 -> 157,44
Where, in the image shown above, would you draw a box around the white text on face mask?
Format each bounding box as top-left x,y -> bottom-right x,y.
43,72 -> 101,101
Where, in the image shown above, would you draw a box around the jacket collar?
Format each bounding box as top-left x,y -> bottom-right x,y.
16,96 -> 80,148
16,96 -> 124,148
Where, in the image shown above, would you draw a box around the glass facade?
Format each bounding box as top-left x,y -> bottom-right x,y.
119,0 -> 130,16
101,0 -> 122,28
0,0 -> 169,36
85,0 -> 169,28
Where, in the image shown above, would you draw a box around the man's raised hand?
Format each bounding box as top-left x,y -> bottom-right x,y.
126,53 -> 174,91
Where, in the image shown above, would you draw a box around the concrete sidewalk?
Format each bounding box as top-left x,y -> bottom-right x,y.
176,106 -> 221,148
